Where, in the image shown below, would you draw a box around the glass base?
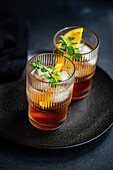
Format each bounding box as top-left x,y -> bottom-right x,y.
28,104 -> 67,130
72,89 -> 89,99
29,114 -> 65,130
72,78 -> 92,100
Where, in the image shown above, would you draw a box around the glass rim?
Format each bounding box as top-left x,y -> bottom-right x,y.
53,26 -> 100,56
27,53 -> 75,85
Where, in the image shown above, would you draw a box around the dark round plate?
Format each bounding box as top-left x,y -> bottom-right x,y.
0,65 -> 113,149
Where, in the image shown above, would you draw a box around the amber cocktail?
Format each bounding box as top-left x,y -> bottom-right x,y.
53,26 -> 99,99
26,53 -> 75,130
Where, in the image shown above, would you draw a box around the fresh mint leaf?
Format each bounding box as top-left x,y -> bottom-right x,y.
49,78 -> 57,88
74,48 -> 82,59
37,60 -> 41,65
82,56 -> 85,59
35,69 -> 39,75
58,80 -> 62,82
68,46 -> 75,54
60,35 -> 65,41
75,48 -> 80,54
60,35 -> 67,44
77,55 -> 82,60
41,66 -> 47,72
47,66 -> 55,69
44,72 -> 51,79
51,84 -> 55,88
56,41 -> 63,44
43,66 -> 47,71
68,41 -> 77,45
31,63 -> 37,68
72,55 -> 82,60
56,35 -> 83,60
72,55 -> 77,60
41,68 -> 44,72
31,59 -> 63,88
66,47 -> 69,53
37,65 -> 41,69
49,79 -> 53,83
61,44 -> 66,50
49,78 -> 56,83
68,37 -> 75,41
55,71 -> 62,76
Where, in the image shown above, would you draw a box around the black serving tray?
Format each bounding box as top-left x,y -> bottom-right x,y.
0,59 -> 113,149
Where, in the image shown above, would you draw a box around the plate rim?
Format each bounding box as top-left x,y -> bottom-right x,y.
0,123 -> 112,149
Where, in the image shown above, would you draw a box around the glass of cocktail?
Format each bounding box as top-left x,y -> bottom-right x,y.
26,53 -> 75,130
53,26 -> 99,99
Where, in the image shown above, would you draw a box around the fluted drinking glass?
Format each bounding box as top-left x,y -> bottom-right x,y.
26,53 -> 75,130
53,26 -> 99,99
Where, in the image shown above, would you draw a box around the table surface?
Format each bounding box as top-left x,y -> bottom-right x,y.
0,1 -> 113,169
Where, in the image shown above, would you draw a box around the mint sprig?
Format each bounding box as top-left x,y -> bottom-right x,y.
55,71 -> 62,77
56,35 -> 82,60
47,66 -> 55,69
31,60 -> 62,88
35,69 -> 39,75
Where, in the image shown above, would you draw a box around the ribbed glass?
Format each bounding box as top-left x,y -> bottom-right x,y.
53,26 -> 99,99
26,53 -> 75,130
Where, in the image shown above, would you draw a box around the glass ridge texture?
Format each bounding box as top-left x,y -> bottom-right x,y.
26,53 -> 75,130
53,26 -> 99,99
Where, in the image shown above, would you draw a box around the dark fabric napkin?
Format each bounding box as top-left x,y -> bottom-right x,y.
0,16 -> 28,84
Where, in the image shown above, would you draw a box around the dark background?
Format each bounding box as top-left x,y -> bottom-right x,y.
0,0 -> 113,169
0,0 -> 113,77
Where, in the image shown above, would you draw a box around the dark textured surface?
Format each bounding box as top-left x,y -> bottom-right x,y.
0,66 -> 112,149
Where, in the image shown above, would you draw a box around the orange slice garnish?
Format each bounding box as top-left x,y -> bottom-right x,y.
54,63 -> 63,73
58,27 -> 83,49
55,63 -> 63,70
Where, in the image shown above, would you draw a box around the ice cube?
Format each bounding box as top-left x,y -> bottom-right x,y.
88,55 -> 97,65
28,83 -> 73,105
28,85 -> 69,103
31,67 -> 53,82
30,67 -> 71,92
79,44 -> 91,54
54,91 -> 69,102
59,71 -> 70,81
79,44 -> 97,65
31,68 -> 52,80
54,85 -> 73,102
